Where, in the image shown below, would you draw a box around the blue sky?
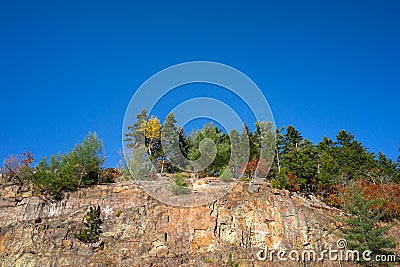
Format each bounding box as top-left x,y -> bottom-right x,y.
1,0 -> 399,167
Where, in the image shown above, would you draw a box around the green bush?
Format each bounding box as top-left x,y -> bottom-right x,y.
169,174 -> 190,195
270,171 -> 290,190
115,210 -> 122,217
76,206 -> 102,243
203,257 -> 214,263
31,132 -> 105,195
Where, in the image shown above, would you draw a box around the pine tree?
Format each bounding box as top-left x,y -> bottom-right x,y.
161,113 -> 179,172
76,206 -> 102,243
124,109 -> 148,149
374,152 -> 399,184
333,130 -> 376,183
337,184 -> 397,262
282,125 -> 303,154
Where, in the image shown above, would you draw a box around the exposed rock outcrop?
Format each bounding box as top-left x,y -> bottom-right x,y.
0,181 -> 398,266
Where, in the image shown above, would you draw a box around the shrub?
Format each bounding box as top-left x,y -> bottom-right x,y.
227,252 -> 239,267
352,180 -> 400,219
270,172 -> 291,190
31,132 -> 105,195
169,174 -> 190,195
239,158 -> 270,179
99,168 -> 120,183
203,257 -> 214,263
76,205 -> 102,243
1,151 -> 34,185
115,210 -> 122,217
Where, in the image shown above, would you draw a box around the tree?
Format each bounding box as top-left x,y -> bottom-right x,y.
124,109 -> 148,149
315,150 -> 338,190
144,116 -> 161,156
161,113 -> 179,173
282,125 -> 303,154
229,128 -> 249,178
243,123 -> 260,160
315,137 -> 339,191
280,143 -> 318,190
373,152 -> 399,184
76,206 -> 102,243
337,183 -> 398,262
254,121 -> 275,177
187,123 -> 231,177
69,132 -> 106,184
332,130 -> 375,183
272,126 -> 318,191
124,110 -> 164,173
267,126 -> 284,180
1,151 -> 34,185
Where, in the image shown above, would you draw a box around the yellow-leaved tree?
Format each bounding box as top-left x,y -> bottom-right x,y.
143,116 -> 161,156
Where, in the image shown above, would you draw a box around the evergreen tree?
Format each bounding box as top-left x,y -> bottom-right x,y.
76,206 -> 102,243
243,123 -> 260,161
280,142 -> 318,190
178,126 -> 190,160
187,123 -> 231,177
229,129 -> 242,176
124,109 -> 148,149
161,113 -> 179,173
272,126 -> 318,191
229,128 -> 250,178
282,125 -> 303,154
316,136 -> 339,189
374,152 -> 399,184
337,184 -> 398,262
267,126 -> 284,180
332,130 -> 375,183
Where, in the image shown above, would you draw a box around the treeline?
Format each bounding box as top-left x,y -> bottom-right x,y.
124,109 -> 400,216
270,125 -> 399,190
270,126 -> 400,218
124,109 -> 275,179
124,109 -> 399,185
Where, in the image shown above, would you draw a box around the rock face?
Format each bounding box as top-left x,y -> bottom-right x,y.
0,181 -> 397,266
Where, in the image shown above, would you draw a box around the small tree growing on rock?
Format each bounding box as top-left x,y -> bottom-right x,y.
1,151 -> 34,185
76,205 -> 102,243
337,183 -> 398,263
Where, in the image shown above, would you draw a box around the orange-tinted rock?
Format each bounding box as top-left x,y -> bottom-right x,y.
0,180 -> 397,266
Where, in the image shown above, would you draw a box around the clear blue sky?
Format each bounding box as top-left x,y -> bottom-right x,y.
1,0 -> 399,167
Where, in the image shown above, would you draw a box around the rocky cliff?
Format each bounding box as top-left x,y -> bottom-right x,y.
0,180 -> 398,266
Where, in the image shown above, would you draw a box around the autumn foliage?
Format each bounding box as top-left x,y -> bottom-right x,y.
0,151 -> 34,185
356,180 -> 400,219
239,158 -> 270,179
324,180 -> 400,219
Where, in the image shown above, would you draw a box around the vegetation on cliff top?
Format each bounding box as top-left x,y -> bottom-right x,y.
0,132 -> 113,197
1,109 -> 400,218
